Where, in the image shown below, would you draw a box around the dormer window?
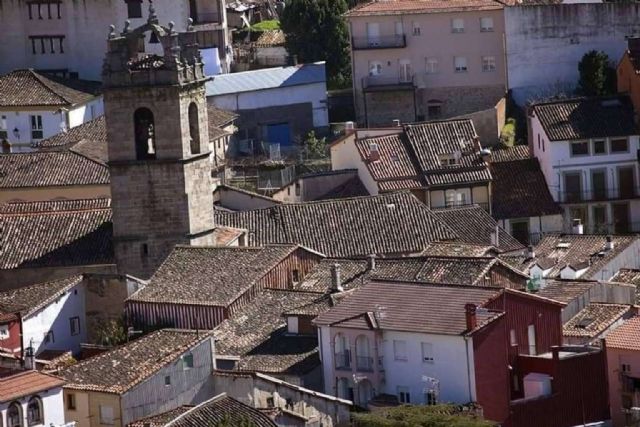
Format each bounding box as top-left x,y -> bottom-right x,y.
438,153 -> 458,166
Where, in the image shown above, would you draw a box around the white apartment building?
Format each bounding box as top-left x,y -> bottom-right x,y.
529,96 -> 640,234
0,0 -> 230,81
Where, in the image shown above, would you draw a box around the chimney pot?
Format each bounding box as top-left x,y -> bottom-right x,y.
465,303 -> 477,331
605,235 -> 615,251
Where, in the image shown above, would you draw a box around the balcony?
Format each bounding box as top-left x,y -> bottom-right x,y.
558,187 -> 640,203
335,352 -> 351,370
352,35 -> 406,50
362,74 -> 415,92
356,356 -> 374,372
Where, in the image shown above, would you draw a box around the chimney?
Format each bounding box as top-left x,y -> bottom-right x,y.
331,263 -> 343,292
368,254 -> 376,270
368,142 -> 380,162
472,136 -> 481,151
605,235 -> 615,251
526,245 -> 535,259
344,121 -> 355,135
465,303 -> 477,331
490,225 -> 500,247
572,218 -> 584,235
24,339 -> 35,370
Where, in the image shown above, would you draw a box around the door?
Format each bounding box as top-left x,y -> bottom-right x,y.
618,167 -> 635,199
266,123 -> 291,146
591,170 -> 607,201
399,60 -> 412,83
564,173 -> 582,202
366,22 -> 380,46
613,203 -> 630,233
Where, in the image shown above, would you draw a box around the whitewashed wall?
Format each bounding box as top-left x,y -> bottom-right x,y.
0,387 -> 65,427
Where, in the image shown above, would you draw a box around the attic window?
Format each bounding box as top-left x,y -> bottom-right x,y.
576,317 -> 594,329
438,153 -> 458,167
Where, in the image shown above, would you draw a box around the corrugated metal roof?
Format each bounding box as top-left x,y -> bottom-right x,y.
206,62 -> 326,96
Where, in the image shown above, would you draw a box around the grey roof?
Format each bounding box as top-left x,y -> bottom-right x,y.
206,62 -> 326,96
166,394 -> 277,427
0,275 -> 82,318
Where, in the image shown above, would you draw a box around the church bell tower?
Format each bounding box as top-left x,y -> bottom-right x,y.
103,6 -> 215,278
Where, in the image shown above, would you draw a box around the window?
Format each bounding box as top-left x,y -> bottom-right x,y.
99,405 -> 114,425
393,340 -> 407,361
591,170 -> 607,200
134,107 -> 156,160
27,397 -> 43,426
295,181 -> 301,196
30,115 -> 43,140
188,102 -> 200,155
527,324 -> 536,355
8,402 -> 22,427
69,316 -> 80,336
480,17 -> 494,31
368,61 -> 382,76
126,0 -> 143,18
593,139 -> 606,155
395,21 -> 404,36
29,36 -> 65,54
564,172 -> 583,202
426,57 -> 438,74
287,316 -> 299,334
164,375 -> 171,386
454,56 -> 468,72
412,21 -> 421,36
66,393 -> 76,410
0,115 -> 7,140
43,330 -> 54,344
28,1 -> 62,20
510,329 -> 517,346
428,101 -> 442,119
292,269 -> 300,283
570,141 -> 589,156
421,342 -> 434,363
451,18 -> 464,33
183,353 -> 194,369
141,243 -> 149,257
611,138 -> 629,153
593,206 -> 607,233
623,363 -> 632,372
397,386 -> 411,403
425,390 -> 437,405
439,153 -> 457,166
482,56 -> 496,72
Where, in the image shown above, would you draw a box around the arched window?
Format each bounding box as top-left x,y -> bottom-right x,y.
27,397 -> 43,426
334,333 -> 350,369
8,402 -> 22,427
188,102 -> 200,155
134,108 -> 156,160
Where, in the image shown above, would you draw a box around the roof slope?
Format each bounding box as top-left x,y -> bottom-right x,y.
215,192 -> 457,257
0,69 -> 100,107
611,268 -> 640,303
129,407 -> 193,427
0,275 -> 81,317
0,370 -> 65,402
129,245 -> 301,306
61,329 -> 212,393
563,303 -> 630,339
606,316 -> 640,351
345,0 -> 503,16
490,157 -> 561,219
0,151 -> 109,188
37,116 -> 108,163
532,96 -> 637,141
167,394 -> 277,427
206,62 -> 326,96
0,198 -> 113,270
314,281 -> 502,335
432,205 -> 524,252
535,280 -> 597,305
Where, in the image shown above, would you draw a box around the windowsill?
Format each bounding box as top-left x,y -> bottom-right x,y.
480,29 -> 494,32
482,69 -> 496,72
454,70 -> 468,73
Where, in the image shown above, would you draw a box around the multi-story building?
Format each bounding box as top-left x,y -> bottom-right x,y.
529,95 -> 640,233
345,0 -> 506,135
0,0 -> 230,80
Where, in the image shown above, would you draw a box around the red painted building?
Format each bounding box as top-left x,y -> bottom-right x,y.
0,312 -> 22,357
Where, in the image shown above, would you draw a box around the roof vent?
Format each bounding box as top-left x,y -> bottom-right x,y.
386,203 -> 396,209
556,241 -> 571,249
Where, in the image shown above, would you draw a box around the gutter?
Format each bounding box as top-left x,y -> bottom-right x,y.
464,335 -> 474,402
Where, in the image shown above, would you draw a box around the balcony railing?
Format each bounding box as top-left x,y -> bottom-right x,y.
362,74 -> 415,90
356,356 -> 373,371
352,35 -> 406,50
335,352 -> 351,370
558,187 -> 640,203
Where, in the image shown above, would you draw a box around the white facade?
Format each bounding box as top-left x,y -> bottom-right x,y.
0,387 -> 65,427
24,281 -> 86,357
1,97 -> 103,149
0,0 -> 230,81
530,112 -> 640,234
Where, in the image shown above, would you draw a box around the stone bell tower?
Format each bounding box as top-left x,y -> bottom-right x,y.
103,5 -> 215,278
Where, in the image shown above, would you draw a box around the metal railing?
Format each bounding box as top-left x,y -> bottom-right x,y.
335,352 -> 351,370
558,187 -> 640,203
362,74 -> 415,90
356,356 -> 374,371
352,35 -> 406,50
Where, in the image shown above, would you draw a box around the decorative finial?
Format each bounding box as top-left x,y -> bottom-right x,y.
187,17 -> 194,32
123,20 -> 131,34
168,21 -> 175,34
108,24 -> 117,39
148,0 -> 158,24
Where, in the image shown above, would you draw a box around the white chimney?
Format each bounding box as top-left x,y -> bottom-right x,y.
572,219 -> 584,235
605,235 -> 615,251
345,121 -> 355,134
331,263 -> 343,292
368,142 -> 380,162
392,119 -> 401,127
368,254 -> 376,270
490,225 -> 500,247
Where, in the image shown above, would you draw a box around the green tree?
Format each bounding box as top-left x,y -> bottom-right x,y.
94,318 -> 128,347
304,130 -> 328,159
352,404 -> 495,427
280,0 -> 351,88
577,50 -> 616,96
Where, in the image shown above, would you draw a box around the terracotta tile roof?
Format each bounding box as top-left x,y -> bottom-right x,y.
509,234 -> 639,279
420,242 -> 497,257
166,394 -> 277,427
535,280 -> 597,304
37,116 -> 107,152
432,205 -> 524,252
0,69 -> 101,107
490,157 -> 561,220
345,0 -> 503,16
129,406 -> 193,427
0,275 -> 81,318
489,145 -> 531,163
0,151 -> 109,188
255,30 -> 286,47
314,281 -> 503,335
563,303 -> 631,339
215,192 -> 457,257
606,316 -> 640,351
532,96 -> 637,141
0,370 -> 65,402
60,329 -> 213,393
0,198 -> 113,270
213,226 -> 246,246
611,269 -> 640,303
354,119 -> 491,190
128,245 -> 304,307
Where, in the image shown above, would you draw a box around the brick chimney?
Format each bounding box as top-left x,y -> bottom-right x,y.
465,303 -> 477,331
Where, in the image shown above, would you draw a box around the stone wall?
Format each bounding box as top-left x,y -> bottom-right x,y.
358,90 -> 416,127
0,264 -> 116,291
453,96 -> 506,146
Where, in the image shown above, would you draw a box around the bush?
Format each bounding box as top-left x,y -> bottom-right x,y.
352,404 -> 495,427
500,118 -> 516,147
577,50 -> 616,96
